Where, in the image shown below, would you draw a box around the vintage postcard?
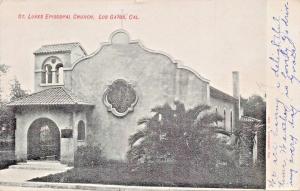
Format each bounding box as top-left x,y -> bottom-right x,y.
0,0 -> 299,190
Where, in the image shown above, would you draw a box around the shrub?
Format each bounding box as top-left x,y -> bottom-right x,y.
0,151 -> 16,169
74,145 -> 104,167
0,159 -> 16,169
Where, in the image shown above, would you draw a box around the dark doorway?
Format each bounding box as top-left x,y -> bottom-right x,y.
27,118 -> 60,160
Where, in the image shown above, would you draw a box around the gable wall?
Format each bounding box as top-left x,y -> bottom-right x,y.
70,32 -> 210,160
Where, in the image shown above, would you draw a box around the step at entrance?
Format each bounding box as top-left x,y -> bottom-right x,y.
9,161 -> 72,171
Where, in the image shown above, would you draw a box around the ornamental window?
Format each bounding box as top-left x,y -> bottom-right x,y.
224,109 -> 226,129
230,111 -> 233,133
77,120 -> 85,141
41,57 -> 64,85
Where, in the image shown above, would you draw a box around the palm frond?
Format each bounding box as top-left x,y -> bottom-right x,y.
151,103 -> 171,113
127,144 -> 145,163
128,130 -> 145,147
174,100 -> 186,115
137,117 -> 152,126
151,105 -> 164,113
214,127 -> 231,136
198,113 -> 223,126
186,104 -> 210,121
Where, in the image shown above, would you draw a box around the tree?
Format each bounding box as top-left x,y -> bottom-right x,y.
0,64 -> 9,75
0,77 -> 28,151
0,64 -> 13,151
10,78 -> 28,101
242,95 -> 266,124
127,101 -> 232,174
0,64 -> 9,102
242,95 -> 266,168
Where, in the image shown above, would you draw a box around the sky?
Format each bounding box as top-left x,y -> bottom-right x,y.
0,0 -> 267,100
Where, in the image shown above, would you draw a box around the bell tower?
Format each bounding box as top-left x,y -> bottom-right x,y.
33,42 -> 87,92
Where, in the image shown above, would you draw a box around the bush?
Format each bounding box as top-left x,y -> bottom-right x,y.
74,145 -> 104,167
0,141 -> 14,151
0,151 -> 16,169
0,159 -> 16,169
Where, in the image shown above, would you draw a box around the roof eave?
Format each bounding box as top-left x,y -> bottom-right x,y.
77,44 -> 87,55
7,103 -> 94,107
210,86 -> 238,103
33,50 -> 72,55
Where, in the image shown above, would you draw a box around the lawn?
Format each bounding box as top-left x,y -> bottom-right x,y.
30,161 -> 265,189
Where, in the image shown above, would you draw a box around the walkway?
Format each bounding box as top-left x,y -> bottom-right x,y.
0,161 -> 72,182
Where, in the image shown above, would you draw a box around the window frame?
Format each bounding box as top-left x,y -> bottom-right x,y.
77,120 -> 86,141
40,57 -> 64,86
223,109 -> 226,129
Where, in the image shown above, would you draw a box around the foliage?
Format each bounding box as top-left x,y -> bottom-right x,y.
240,95 -> 266,168
242,95 -> 266,124
74,145 -> 104,167
0,105 -> 14,132
0,63 -> 9,102
30,159 -> 265,189
0,151 -> 16,169
0,78 -> 28,151
0,104 -> 15,151
127,101 -> 233,173
10,78 -> 28,101
0,64 -> 14,153
0,64 -> 9,74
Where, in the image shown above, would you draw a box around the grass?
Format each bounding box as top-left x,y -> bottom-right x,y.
30,161 -> 265,189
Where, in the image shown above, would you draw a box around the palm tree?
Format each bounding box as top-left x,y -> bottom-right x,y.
127,101 -> 229,172
216,117 -> 263,167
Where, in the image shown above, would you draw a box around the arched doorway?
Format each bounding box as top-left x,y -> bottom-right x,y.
27,118 -> 60,160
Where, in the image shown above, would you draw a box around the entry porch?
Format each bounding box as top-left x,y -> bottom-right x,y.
7,87 -> 94,165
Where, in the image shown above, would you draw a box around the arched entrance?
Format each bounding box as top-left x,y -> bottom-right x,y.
27,118 -> 60,160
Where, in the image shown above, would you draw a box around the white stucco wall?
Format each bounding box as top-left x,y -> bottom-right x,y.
210,97 -> 236,132
14,107 -> 86,164
70,31 -> 210,160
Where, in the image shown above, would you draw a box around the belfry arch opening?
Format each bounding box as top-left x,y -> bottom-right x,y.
41,56 -> 64,85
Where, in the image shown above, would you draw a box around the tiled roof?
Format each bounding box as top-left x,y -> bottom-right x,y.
7,87 -> 93,107
240,116 -> 264,131
34,42 -> 87,55
210,86 -> 238,103
240,116 -> 262,123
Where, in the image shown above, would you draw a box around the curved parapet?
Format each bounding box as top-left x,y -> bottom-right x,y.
70,29 -> 210,85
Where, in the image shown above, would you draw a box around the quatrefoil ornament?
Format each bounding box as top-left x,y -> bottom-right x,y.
103,79 -> 138,117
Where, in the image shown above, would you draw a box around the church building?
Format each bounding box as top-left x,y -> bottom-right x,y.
8,30 -> 240,164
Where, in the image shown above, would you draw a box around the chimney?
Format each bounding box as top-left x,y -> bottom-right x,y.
232,71 -> 240,99
232,71 -> 241,121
